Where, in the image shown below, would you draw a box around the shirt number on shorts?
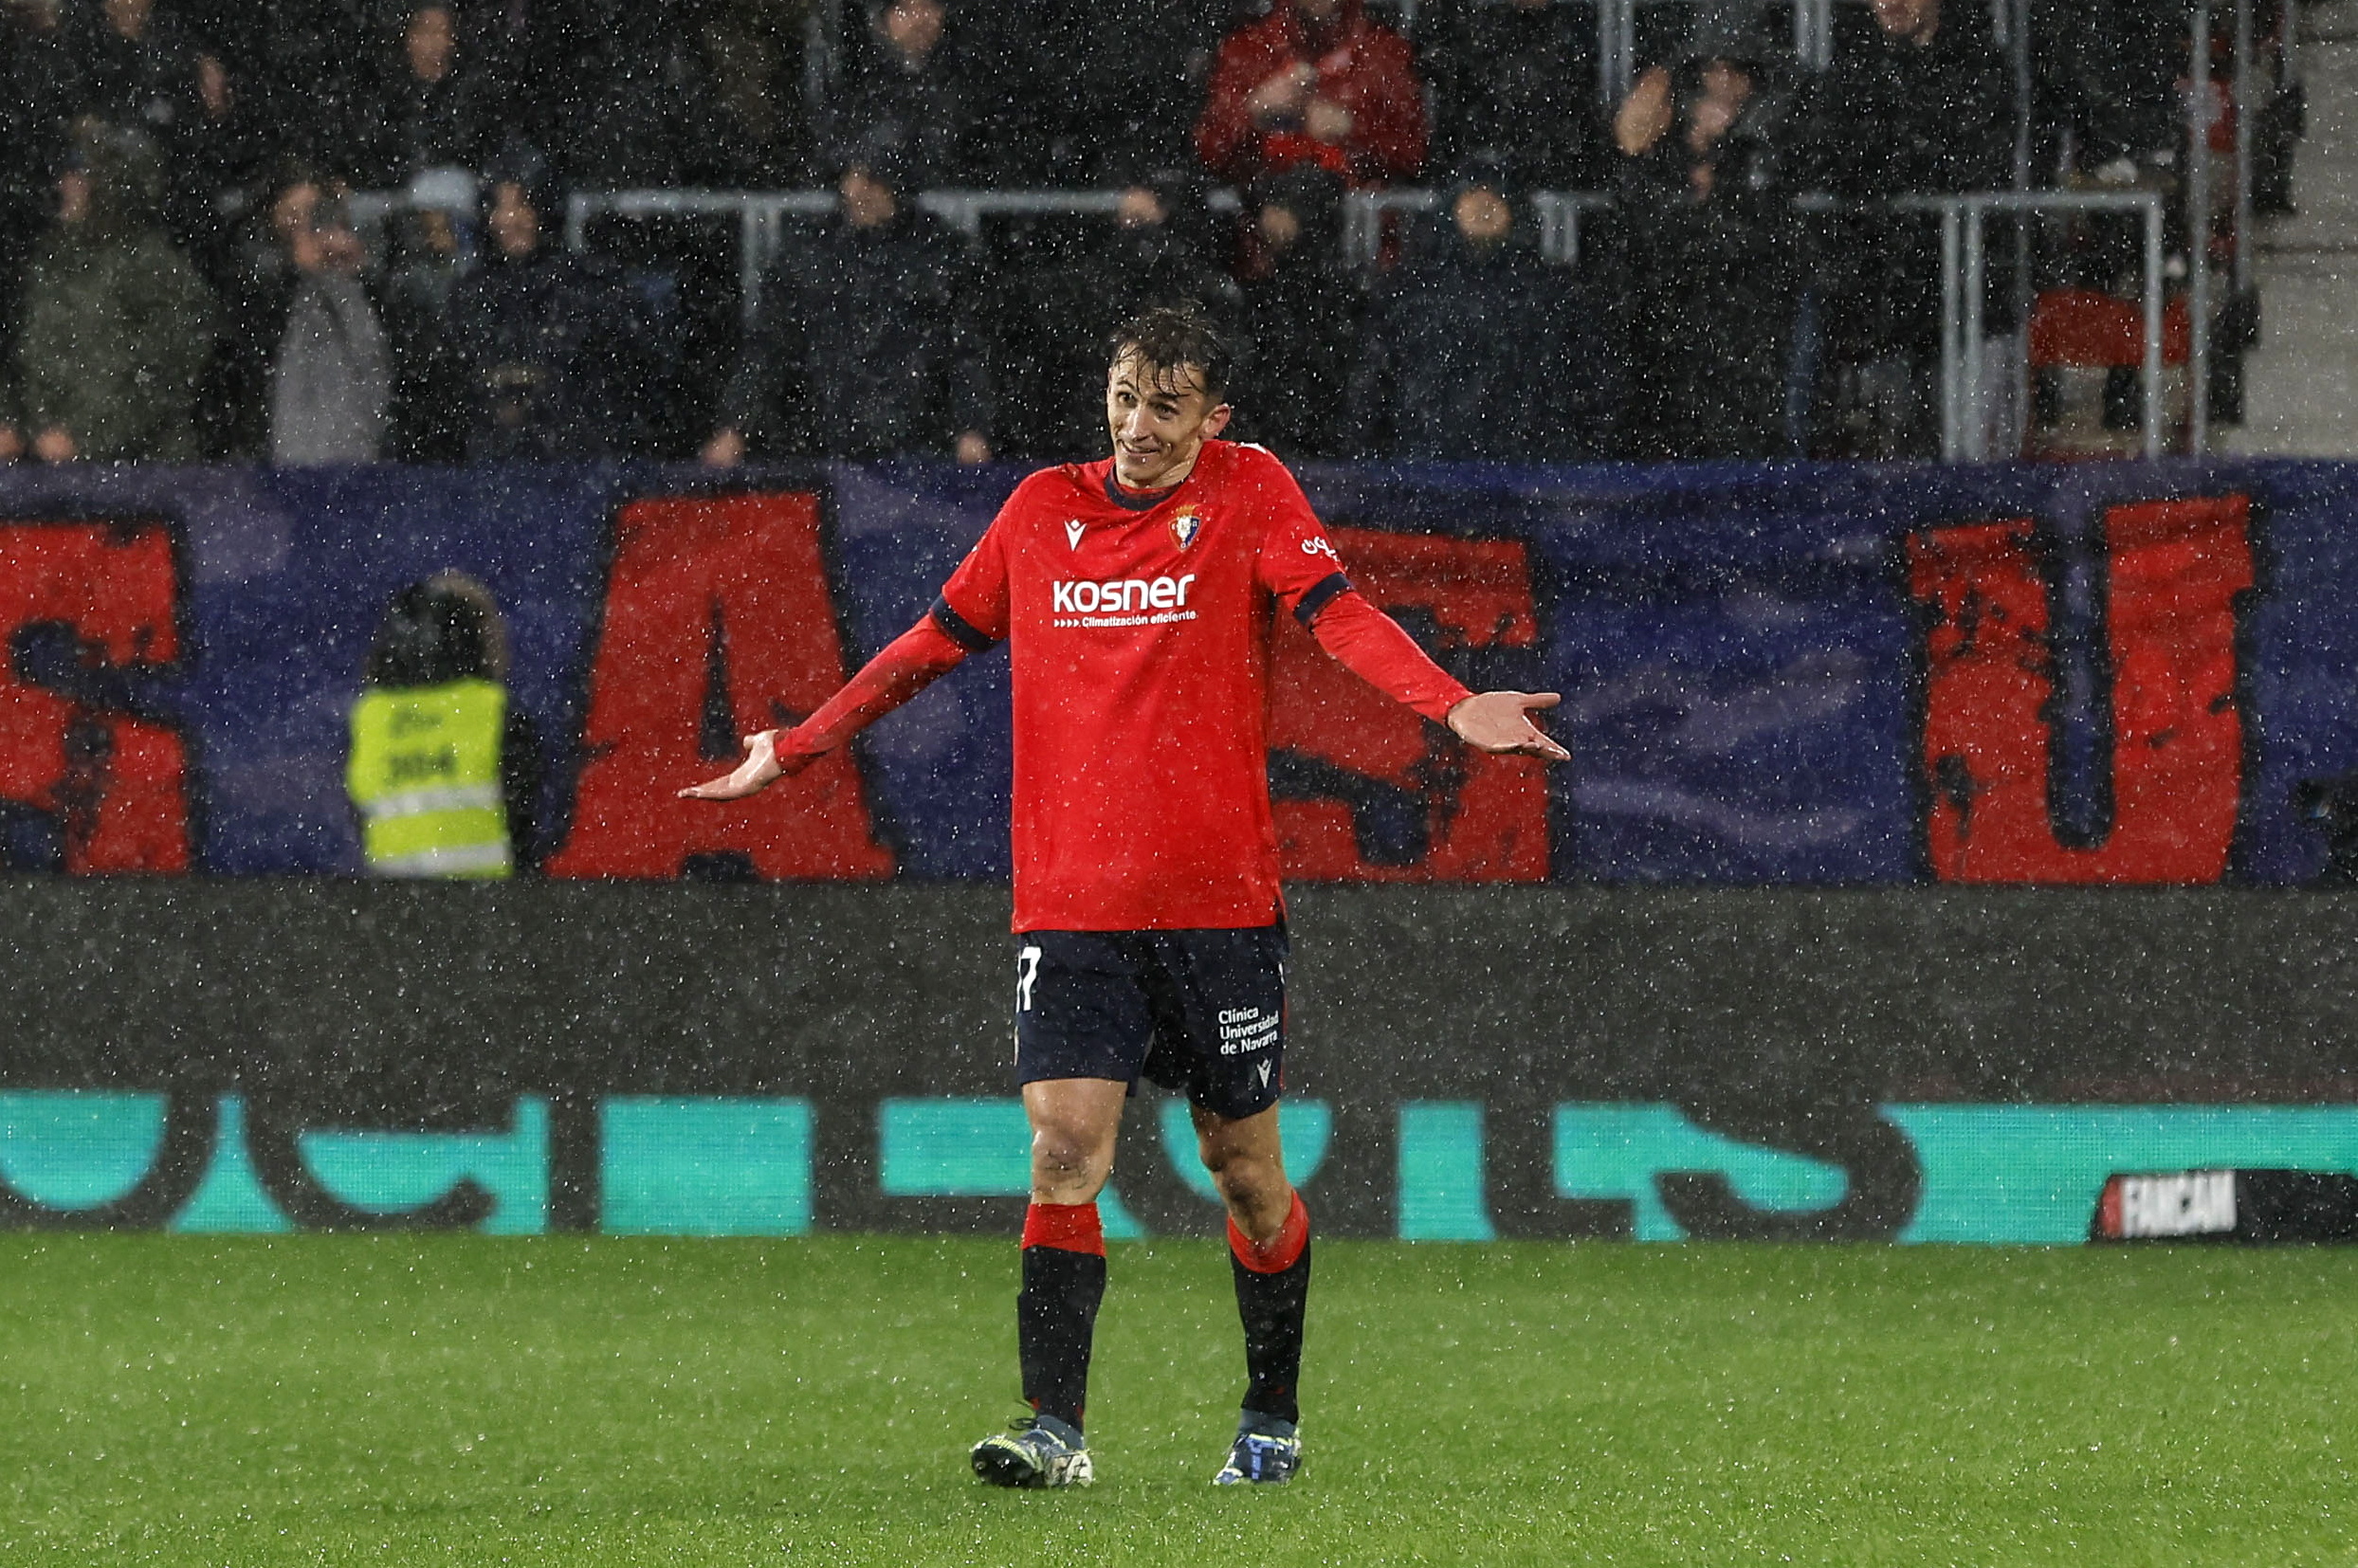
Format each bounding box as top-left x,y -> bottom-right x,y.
1015,945 -> 1042,1012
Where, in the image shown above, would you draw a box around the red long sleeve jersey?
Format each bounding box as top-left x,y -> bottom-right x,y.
923,440 -> 1470,932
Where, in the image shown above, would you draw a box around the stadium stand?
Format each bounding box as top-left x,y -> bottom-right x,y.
2226,0 -> 2358,453
0,0 -> 2319,465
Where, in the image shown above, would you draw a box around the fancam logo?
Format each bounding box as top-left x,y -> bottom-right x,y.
1171,510 -> 1203,551
1051,573 -> 1197,628
2094,1170 -> 2238,1238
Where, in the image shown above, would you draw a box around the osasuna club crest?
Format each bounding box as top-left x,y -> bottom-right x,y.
1170,510 -> 1204,551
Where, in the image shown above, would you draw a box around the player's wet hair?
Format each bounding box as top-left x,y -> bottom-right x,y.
1108,304 -> 1232,403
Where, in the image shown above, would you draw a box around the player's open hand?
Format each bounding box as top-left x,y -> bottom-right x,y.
1447,691 -> 1572,762
679,729 -> 796,801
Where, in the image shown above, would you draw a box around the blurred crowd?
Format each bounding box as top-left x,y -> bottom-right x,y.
0,0 -> 2301,467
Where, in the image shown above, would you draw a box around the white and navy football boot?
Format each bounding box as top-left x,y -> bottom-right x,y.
1212,1413 -> 1302,1485
970,1412 -> 1094,1488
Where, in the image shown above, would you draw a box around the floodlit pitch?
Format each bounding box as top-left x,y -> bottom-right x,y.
2,1235 -> 2349,1566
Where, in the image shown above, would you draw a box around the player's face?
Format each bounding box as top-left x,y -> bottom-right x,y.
1106,355 -> 1232,490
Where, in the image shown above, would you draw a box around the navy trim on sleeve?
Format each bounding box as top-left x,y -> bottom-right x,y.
1292,573 -> 1353,628
930,595 -> 999,652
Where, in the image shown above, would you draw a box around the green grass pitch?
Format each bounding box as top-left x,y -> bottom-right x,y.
3,1236 -> 2352,1565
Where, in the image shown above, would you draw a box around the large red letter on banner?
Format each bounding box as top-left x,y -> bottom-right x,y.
0,521 -> 190,872
1907,496 -> 2251,884
546,492 -> 895,880
1270,528 -> 1550,882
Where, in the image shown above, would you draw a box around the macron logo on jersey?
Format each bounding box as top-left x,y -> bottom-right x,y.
1051,573 -> 1198,629
1065,519 -> 1086,550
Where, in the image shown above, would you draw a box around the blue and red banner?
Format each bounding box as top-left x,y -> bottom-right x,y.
0,458 -> 2349,885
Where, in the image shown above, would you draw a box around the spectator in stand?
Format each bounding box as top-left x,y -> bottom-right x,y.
2032,0 -> 2177,183
15,119 -> 213,462
962,0 -> 1221,184
375,200 -> 470,461
1196,0 -> 1425,189
703,137 -> 990,465
267,175 -> 390,465
71,0 -> 201,141
1797,0 -> 2013,457
361,3 -> 497,189
201,156 -> 298,458
447,146 -> 644,459
827,0 -> 969,188
1614,45 -> 1799,459
1349,155 -> 1611,460
696,0 -> 818,185
992,167 -> 1240,460
1422,0 -> 1607,192
222,1 -> 371,180
0,3 -> 83,350
323,3 -> 487,458
174,49 -> 272,458
1233,166 -> 1356,459
0,365 -> 21,462
542,0 -> 738,187
166,49 -> 265,285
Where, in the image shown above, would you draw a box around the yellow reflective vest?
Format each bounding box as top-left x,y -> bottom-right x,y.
346,679 -> 513,878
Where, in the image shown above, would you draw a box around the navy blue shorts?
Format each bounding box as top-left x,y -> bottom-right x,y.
1013,925 -> 1289,1121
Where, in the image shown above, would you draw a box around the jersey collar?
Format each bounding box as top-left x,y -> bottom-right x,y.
1102,466 -> 1183,512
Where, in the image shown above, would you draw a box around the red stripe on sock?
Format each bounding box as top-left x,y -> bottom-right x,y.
1228,1190 -> 1309,1274
1022,1201 -> 1106,1257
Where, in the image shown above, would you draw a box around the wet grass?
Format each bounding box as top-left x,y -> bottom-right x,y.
0,1235 -> 2350,1565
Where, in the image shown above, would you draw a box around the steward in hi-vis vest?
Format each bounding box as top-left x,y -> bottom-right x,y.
346,573 -> 539,878
347,678 -> 511,877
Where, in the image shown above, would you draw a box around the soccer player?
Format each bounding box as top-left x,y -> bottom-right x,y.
682,305 -> 1567,1487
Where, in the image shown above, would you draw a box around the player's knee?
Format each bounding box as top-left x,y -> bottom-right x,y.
1204,1148 -> 1287,1213
1030,1123 -> 1112,1198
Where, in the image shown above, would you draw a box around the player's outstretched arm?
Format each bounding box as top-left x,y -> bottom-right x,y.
677,611 -> 977,801
1303,589 -> 1570,764
1446,690 -> 1572,762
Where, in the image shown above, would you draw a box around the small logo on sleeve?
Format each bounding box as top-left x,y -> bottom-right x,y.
1171,510 -> 1203,551
1302,536 -> 1340,561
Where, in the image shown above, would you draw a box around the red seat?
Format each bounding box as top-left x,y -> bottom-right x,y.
2028,289 -> 2191,369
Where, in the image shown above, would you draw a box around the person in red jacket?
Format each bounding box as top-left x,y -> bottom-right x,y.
1195,0 -> 1426,187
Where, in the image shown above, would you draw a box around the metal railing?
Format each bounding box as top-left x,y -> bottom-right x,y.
552,185 -> 1604,321
1893,190 -> 2170,461
560,189 -> 829,327
565,183 -> 1603,279
1340,188 -> 1611,268
1599,0 -> 1859,100
364,177 -> 2196,465
558,188 -> 1245,327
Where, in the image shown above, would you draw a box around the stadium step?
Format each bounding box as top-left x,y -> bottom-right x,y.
2223,0 -> 2358,454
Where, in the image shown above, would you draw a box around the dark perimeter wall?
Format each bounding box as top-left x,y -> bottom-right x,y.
4,882 -> 2355,1240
